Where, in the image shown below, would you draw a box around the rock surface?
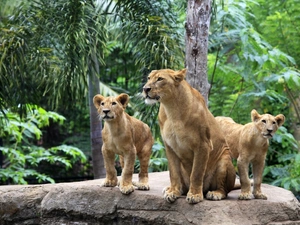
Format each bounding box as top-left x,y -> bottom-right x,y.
0,171 -> 299,225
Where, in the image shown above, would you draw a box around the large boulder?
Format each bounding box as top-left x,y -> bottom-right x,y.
0,171 -> 299,225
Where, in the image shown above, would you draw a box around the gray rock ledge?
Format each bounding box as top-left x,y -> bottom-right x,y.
0,171 -> 299,225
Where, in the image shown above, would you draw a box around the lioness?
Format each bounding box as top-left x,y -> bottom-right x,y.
142,69 -> 236,204
93,93 -> 154,194
215,110 -> 285,200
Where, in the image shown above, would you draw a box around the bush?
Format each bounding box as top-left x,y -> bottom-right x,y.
0,104 -> 87,184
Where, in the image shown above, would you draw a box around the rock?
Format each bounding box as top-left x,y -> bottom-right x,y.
0,171 -> 299,225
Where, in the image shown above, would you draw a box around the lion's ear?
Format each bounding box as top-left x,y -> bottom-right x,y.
117,93 -> 129,109
275,114 -> 285,127
180,68 -> 187,75
251,109 -> 261,122
93,94 -> 105,109
174,69 -> 186,83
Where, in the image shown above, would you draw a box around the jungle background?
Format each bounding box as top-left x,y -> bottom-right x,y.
0,0 -> 299,199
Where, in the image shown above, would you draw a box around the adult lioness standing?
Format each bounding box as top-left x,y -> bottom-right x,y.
93,93 -> 154,194
143,69 -> 236,204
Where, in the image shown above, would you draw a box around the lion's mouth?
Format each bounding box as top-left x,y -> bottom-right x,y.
144,95 -> 160,105
102,115 -> 114,120
263,133 -> 273,138
145,95 -> 160,101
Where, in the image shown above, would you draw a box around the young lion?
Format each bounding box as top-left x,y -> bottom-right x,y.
93,93 -> 154,195
215,110 -> 285,200
143,69 -> 236,204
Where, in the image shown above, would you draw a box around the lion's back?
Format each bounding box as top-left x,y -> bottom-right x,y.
128,115 -> 154,151
215,116 -> 244,159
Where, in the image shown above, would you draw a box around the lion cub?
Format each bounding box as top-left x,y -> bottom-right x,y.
93,93 -> 154,194
215,109 -> 285,200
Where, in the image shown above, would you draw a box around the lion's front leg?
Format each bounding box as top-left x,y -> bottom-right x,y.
134,141 -> 152,190
186,146 -> 209,204
237,156 -> 252,200
102,147 -> 118,187
163,145 -> 183,203
119,150 -> 135,195
252,158 -> 267,200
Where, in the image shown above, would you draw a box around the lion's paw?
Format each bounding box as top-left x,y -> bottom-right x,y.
186,192 -> 203,204
101,179 -> 118,187
162,186 -> 170,194
163,186 -> 180,203
253,192 -> 267,200
206,191 -> 224,201
132,181 -> 150,190
119,184 -> 135,195
238,192 -> 253,200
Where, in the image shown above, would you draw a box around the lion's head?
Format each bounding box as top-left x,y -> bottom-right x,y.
93,93 -> 129,121
142,69 -> 186,105
251,109 -> 285,139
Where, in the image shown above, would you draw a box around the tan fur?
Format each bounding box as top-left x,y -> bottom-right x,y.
142,69 -> 236,204
93,93 -> 154,194
215,110 -> 285,200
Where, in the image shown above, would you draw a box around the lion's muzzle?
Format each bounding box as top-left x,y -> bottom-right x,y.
142,86 -> 160,105
102,109 -> 114,120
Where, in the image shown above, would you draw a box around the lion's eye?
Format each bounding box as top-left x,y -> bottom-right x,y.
147,76 -> 150,80
261,120 -> 266,123
101,102 -> 104,106
157,77 -> 163,81
273,121 -> 276,125
112,102 -> 117,106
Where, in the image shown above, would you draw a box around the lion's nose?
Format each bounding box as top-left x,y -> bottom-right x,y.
103,109 -> 110,114
267,128 -> 273,133
143,87 -> 151,93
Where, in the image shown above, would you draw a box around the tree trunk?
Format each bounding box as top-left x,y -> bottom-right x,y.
185,0 -> 212,104
88,60 -> 106,179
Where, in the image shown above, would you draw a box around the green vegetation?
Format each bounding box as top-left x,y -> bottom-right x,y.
0,105 -> 87,184
0,0 -> 299,198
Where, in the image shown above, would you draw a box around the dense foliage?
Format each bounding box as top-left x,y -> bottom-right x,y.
0,0 -> 107,111
0,105 -> 87,184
